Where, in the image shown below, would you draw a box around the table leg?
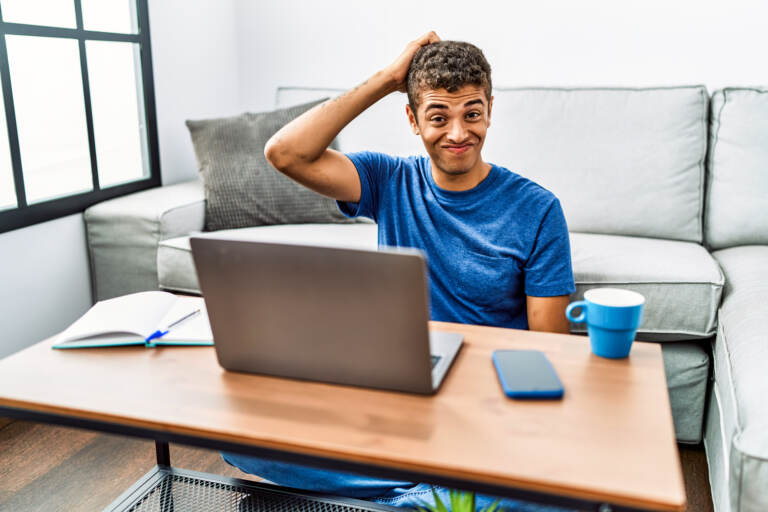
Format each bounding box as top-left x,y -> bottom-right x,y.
154,441 -> 174,511
155,440 -> 170,466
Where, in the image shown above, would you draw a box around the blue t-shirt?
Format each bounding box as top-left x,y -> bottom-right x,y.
338,152 -> 575,330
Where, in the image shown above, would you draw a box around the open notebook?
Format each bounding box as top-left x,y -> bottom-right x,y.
52,291 -> 213,349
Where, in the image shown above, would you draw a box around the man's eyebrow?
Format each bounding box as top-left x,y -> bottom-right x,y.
424,99 -> 485,112
424,102 -> 448,113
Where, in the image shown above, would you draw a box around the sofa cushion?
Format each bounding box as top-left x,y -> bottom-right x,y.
278,86 -> 708,242
186,99 -> 354,231
570,233 -> 723,340
705,88 -> 768,250
158,224 -> 379,294
486,87 -> 708,242
707,246 -> 768,512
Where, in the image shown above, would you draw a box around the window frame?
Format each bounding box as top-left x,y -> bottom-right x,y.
0,0 -> 160,234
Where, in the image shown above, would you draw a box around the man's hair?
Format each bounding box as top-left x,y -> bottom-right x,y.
406,41 -> 492,115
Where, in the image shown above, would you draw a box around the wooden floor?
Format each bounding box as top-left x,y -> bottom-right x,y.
0,418 -> 713,511
0,419 -> 252,511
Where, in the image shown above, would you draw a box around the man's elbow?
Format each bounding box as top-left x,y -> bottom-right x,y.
264,137 -> 292,173
264,138 -> 317,180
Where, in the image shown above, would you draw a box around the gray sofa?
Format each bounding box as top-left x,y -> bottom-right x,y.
83,86 -> 768,512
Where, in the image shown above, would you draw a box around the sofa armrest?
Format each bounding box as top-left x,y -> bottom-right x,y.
84,179 -> 205,300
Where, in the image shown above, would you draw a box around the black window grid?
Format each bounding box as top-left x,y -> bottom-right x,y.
0,0 -> 161,234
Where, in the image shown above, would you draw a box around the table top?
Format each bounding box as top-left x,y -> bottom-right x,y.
0,322 -> 685,511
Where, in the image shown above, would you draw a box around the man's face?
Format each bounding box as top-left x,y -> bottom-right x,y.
406,84 -> 493,177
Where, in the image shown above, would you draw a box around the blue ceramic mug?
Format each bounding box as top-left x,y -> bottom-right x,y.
565,288 -> 645,359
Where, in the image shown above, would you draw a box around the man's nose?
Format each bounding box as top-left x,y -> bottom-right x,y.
446,119 -> 469,142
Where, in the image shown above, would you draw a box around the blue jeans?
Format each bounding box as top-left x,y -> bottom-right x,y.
222,453 -> 571,511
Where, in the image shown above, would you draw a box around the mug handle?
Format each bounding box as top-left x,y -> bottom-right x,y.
566,301 -> 588,323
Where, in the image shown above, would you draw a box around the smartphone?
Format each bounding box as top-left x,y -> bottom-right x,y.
492,350 -> 564,399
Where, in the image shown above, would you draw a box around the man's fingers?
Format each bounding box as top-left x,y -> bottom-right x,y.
413,31 -> 440,48
385,31 -> 440,92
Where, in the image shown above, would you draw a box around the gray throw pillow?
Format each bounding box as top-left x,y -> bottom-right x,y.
186,99 -> 353,231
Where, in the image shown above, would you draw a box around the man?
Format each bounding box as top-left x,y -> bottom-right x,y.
224,33 -> 575,510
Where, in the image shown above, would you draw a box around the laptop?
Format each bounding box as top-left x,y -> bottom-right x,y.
190,237 -> 463,394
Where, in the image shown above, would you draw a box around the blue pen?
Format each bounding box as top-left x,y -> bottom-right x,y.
145,309 -> 201,347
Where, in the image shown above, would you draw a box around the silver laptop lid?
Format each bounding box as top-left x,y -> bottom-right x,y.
191,237 -> 438,394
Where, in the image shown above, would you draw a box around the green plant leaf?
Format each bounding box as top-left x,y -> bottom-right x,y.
414,487 -> 501,512
463,490 -> 476,511
432,487 -> 450,512
441,489 -> 478,512
449,489 -> 463,511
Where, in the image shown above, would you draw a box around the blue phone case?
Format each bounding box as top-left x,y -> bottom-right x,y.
492,350 -> 564,399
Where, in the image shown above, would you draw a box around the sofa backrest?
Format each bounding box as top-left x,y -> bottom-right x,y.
705,88 -> 768,250
277,86 -> 708,242
486,87 -> 707,242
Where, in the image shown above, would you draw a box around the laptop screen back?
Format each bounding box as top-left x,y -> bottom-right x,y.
191,238 -> 435,393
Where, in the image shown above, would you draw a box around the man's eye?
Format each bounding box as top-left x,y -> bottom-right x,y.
466,112 -> 481,119
430,116 -> 446,123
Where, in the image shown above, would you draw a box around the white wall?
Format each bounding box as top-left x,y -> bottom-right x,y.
235,0 -> 768,112
149,0 -> 240,185
0,214 -> 92,358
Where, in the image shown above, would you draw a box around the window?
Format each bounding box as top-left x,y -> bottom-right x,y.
0,0 -> 159,233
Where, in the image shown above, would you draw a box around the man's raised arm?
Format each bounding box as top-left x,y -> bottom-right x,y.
264,32 -> 440,203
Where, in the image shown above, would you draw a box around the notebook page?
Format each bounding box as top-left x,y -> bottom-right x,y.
53,333 -> 146,349
55,291 -> 177,343
156,296 -> 213,342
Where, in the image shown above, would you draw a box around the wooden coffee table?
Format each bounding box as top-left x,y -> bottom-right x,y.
0,322 -> 685,511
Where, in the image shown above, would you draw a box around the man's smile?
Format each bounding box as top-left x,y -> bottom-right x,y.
442,143 -> 474,154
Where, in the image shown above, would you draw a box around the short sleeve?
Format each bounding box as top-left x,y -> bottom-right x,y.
524,199 -> 575,297
336,151 -> 397,222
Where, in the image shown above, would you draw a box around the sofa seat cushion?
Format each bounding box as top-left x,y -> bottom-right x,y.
709,246 -> 768,512
570,233 -> 724,340
158,224 -> 378,294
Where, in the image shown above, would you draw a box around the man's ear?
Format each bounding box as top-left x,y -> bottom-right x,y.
405,104 -> 420,135
487,95 -> 494,128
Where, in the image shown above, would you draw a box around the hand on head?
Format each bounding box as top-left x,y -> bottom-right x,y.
386,31 -> 441,93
